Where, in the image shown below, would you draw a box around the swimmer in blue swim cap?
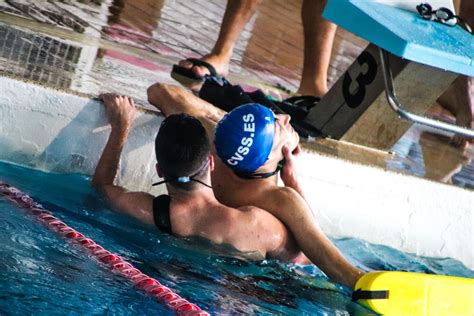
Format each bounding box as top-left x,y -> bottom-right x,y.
148,83 -> 364,287
214,103 -> 300,178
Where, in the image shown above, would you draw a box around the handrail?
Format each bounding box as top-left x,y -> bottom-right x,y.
379,48 -> 474,139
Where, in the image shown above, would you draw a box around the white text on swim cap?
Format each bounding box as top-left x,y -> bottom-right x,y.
227,114 -> 255,167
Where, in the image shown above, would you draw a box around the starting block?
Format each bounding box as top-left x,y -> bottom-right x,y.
305,0 -> 474,150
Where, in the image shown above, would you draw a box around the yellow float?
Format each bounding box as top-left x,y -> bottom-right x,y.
352,271 -> 474,315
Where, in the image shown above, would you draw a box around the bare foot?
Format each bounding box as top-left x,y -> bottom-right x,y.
296,83 -> 328,98
178,54 -> 230,78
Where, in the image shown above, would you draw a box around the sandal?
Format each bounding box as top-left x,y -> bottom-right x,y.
171,58 -> 219,87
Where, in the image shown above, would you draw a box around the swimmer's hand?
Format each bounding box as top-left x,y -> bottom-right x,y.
281,145 -> 305,199
99,94 -> 136,131
93,94 -> 136,192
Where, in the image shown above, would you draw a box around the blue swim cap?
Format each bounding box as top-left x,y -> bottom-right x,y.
214,103 -> 275,173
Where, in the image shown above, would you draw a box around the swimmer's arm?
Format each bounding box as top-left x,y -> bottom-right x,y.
98,186 -> 155,225
92,94 -> 155,225
92,121 -> 128,191
267,187 -> 363,287
147,83 -> 225,137
91,121 -> 155,224
92,94 -> 135,189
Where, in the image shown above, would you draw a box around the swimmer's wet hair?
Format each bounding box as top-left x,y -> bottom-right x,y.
155,114 -> 211,190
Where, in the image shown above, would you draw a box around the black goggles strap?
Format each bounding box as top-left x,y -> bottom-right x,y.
152,159 -> 212,188
152,178 -> 212,189
234,160 -> 285,180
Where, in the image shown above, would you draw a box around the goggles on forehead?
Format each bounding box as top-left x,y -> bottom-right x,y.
416,3 -> 472,34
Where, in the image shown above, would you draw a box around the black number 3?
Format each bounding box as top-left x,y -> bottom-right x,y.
342,51 -> 378,108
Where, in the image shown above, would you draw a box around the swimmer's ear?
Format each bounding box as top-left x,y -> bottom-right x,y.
209,154 -> 215,172
156,163 -> 163,177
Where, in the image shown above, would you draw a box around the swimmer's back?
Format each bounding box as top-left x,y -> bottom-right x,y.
211,158 -> 313,250
169,199 -> 303,262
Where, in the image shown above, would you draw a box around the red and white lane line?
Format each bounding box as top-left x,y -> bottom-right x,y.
0,182 -> 209,316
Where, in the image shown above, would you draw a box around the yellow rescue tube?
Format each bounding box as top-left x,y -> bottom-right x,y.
352,271 -> 474,315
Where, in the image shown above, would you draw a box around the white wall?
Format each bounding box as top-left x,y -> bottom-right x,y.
298,150 -> 473,269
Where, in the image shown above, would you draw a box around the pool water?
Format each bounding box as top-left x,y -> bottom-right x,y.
1,161 -> 473,315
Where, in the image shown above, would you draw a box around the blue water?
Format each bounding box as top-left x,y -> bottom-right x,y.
1,161 -> 473,315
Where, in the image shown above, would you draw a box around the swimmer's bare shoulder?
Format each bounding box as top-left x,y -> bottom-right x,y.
233,205 -> 307,263
260,185 -> 311,225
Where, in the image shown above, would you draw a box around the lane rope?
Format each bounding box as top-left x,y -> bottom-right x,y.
0,182 -> 209,315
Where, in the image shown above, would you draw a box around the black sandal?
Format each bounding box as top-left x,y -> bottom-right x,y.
171,58 -> 219,86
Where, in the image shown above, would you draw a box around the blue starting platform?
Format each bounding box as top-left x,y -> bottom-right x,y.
304,0 -> 474,149
323,0 -> 474,77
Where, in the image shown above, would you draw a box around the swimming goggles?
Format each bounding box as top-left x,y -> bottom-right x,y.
416,3 -> 472,34
234,160 -> 285,180
152,159 -> 212,188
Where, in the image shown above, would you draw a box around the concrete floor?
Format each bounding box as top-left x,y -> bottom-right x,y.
0,0 -> 472,190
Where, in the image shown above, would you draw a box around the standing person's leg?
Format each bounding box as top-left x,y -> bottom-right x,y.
175,0 -> 260,79
437,76 -> 473,147
437,0 -> 473,147
297,0 -> 337,97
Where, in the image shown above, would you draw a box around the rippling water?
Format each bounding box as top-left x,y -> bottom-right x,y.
0,161 -> 472,315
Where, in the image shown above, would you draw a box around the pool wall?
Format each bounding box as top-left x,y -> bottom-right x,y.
0,76 -> 164,197
0,76 -> 472,269
298,150 -> 473,269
